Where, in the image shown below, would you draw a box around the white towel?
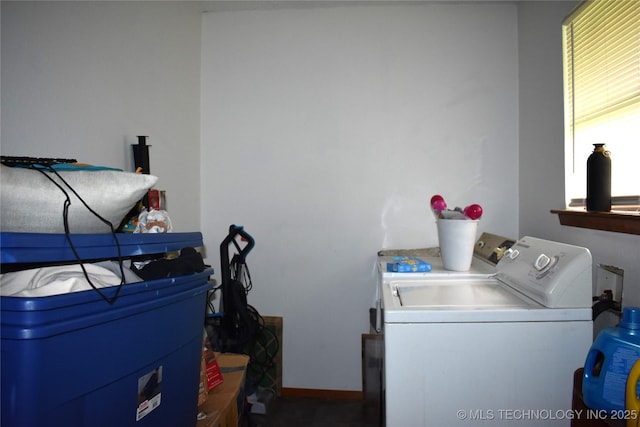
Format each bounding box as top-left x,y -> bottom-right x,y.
0,261 -> 142,297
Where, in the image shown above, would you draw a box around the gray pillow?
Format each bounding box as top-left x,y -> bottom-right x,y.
1,166 -> 158,233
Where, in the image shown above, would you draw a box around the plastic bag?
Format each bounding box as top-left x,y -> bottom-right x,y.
134,208 -> 173,233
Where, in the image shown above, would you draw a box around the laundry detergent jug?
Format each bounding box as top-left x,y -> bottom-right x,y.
583,307 -> 640,412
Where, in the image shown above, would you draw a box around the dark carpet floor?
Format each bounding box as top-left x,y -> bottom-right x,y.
248,396 -> 382,427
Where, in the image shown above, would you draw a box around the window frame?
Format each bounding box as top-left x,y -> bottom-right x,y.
561,0 -> 640,211
554,0 -> 640,234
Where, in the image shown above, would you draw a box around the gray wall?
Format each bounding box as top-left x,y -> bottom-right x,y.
1,1 -> 202,232
200,2 -> 519,391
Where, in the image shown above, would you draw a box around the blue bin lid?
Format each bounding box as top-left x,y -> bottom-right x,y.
1,232 -> 204,264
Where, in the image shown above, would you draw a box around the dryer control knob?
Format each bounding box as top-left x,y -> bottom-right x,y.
505,248 -> 519,260
534,254 -> 551,270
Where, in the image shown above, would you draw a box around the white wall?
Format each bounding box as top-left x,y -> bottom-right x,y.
1,1 -> 202,232
518,0 -> 640,320
201,2 -> 519,391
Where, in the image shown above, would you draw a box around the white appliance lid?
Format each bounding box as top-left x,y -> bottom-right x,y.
393,279 -> 536,309
383,276 -> 592,323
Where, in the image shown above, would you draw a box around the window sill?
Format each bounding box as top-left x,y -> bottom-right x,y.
550,209 -> 640,235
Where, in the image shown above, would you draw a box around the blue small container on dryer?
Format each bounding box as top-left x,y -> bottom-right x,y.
583,307 -> 640,412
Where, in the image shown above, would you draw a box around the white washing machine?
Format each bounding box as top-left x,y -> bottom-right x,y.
382,236 -> 593,427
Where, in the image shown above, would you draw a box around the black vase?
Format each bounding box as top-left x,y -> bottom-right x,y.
586,143 -> 611,212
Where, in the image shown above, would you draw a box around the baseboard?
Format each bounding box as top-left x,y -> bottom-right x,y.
281,388 -> 363,400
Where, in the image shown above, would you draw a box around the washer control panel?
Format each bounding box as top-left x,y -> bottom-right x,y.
496,236 -> 592,308
474,233 -> 517,266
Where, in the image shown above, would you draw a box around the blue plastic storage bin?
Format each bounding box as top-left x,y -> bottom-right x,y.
1,232 -> 212,427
